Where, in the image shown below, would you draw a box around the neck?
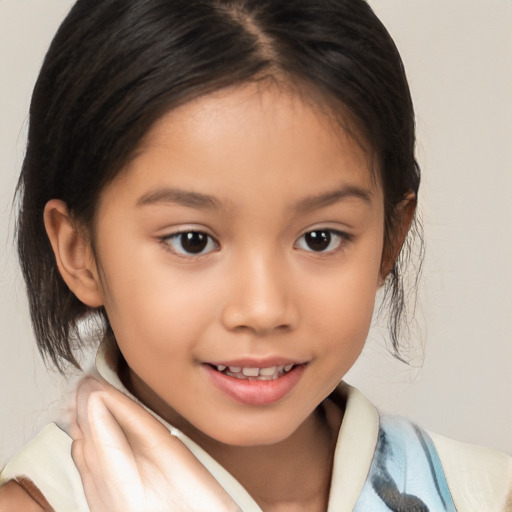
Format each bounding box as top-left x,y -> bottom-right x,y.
204,406 -> 341,511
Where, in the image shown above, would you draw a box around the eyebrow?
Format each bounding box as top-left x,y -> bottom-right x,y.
136,188 -> 221,210
136,184 -> 373,212
294,185 -> 373,212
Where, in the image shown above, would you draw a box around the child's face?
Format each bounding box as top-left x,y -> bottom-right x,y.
90,83 -> 385,446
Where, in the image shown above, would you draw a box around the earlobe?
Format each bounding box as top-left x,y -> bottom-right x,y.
379,192 -> 417,285
44,199 -> 104,308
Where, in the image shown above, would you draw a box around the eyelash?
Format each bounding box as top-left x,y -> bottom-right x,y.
161,228 -> 351,257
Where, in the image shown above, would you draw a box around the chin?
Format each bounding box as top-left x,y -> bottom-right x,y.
200,414 -> 307,448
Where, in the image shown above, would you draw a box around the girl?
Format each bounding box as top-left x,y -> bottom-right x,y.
1,0 -> 511,511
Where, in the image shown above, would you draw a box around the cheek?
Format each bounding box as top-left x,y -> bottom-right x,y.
99,257 -> 223,410
316,280 -> 376,345
97,245 -> 218,356
306,245 -> 382,352
313,284 -> 376,385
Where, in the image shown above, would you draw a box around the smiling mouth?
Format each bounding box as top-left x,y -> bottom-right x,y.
209,364 -> 298,381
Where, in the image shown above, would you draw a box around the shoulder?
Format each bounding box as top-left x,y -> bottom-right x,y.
0,423 -> 89,512
429,430 -> 512,512
357,415 -> 512,512
0,480 -> 49,512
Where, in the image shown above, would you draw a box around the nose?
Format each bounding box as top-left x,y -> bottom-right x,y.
221,252 -> 299,335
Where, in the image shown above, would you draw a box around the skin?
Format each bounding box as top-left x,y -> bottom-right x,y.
37,82 -> 414,511
0,482 -> 47,512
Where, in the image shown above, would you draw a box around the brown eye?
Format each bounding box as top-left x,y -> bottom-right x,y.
296,229 -> 345,253
180,232 -> 208,253
305,231 -> 330,251
164,231 -> 218,256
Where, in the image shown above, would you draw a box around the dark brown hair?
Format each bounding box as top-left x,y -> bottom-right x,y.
16,0 -> 421,370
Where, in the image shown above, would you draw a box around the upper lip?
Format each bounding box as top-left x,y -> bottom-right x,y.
205,357 -> 307,368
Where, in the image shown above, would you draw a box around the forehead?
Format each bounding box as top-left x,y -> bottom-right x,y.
149,82 -> 370,150
103,82 -> 381,211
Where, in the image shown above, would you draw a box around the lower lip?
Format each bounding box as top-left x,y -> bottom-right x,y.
203,364 -> 305,406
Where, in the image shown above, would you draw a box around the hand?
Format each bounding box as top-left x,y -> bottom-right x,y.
71,378 -> 240,512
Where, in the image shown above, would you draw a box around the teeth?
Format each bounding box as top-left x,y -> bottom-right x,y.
242,367 -> 260,377
214,364 -> 298,380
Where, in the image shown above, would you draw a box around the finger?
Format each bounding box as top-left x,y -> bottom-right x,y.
76,378 -> 130,453
71,438 -> 86,476
76,377 -> 170,456
71,438 -> 104,512
76,378 -> 140,483
69,415 -> 82,442
75,377 -> 106,442
97,382 -> 174,452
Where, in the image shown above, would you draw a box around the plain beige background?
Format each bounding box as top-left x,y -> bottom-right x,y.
1,0 -> 511,467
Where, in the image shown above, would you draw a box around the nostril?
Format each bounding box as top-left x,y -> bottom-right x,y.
230,322 -> 292,336
220,282 -> 299,334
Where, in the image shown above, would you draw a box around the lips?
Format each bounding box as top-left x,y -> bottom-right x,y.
203,360 -> 306,405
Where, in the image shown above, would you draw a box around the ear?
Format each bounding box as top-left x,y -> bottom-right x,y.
379,192 -> 417,285
44,199 -> 104,307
